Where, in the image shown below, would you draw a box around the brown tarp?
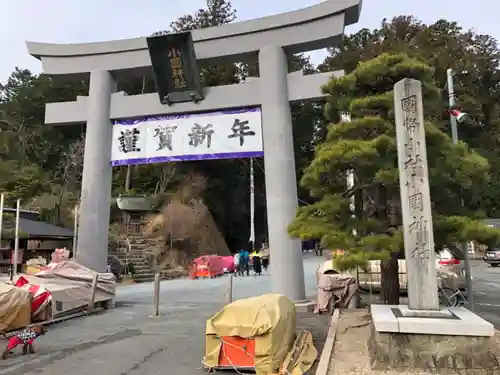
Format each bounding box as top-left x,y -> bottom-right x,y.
315,263 -> 358,312
0,284 -> 31,333
204,294 -> 317,375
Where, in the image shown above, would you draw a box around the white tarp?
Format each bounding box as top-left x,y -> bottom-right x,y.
111,108 -> 263,166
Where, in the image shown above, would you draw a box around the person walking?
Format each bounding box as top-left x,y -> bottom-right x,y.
233,251 -> 240,275
261,245 -> 270,271
239,248 -> 250,276
252,250 -> 262,276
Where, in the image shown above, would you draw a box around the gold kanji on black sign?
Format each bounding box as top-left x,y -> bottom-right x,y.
167,48 -> 187,89
147,32 -> 203,104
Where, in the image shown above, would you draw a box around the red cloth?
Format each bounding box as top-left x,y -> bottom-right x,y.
15,276 -> 52,317
220,256 -> 235,272
191,256 -> 226,278
7,336 -> 34,350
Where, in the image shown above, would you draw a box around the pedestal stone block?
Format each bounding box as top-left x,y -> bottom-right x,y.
368,323 -> 500,373
371,304 -> 494,336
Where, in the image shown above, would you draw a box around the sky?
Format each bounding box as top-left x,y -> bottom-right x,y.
0,0 -> 498,83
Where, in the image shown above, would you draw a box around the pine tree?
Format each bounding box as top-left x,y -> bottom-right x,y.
289,53 -> 500,303
321,16 -> 500,217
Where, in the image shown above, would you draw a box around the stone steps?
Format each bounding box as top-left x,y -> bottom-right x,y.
111,236 -> 168,283
133,272 -> 156,283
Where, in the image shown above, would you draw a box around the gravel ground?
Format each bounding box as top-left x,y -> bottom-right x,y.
328,310 -> 485,375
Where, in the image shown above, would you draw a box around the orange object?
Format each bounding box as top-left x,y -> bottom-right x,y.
218,336 -> 255,369
191,256 -> 226,279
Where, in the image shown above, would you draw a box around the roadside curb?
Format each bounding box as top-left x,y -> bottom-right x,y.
315,308 -> 340,375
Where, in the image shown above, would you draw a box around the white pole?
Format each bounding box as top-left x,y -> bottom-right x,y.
446,69 -> 459,145
0,193 -> 4,250
72,205 -> 79,259
249,158 -> 255,250
341,112 -> 357,236
446,68 -> 474,311
12,199 -> 20,280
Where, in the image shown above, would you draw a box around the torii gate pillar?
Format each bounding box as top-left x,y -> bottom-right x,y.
260,45 -> 305,300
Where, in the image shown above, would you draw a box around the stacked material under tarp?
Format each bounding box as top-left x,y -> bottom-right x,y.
25,260 -> 116,317
204,294 -> 316,375
315,273 -> 357,312
0,284 -> 31,333
315,261 -> 357,312
25,257 -> 48,275
190,255 -> 226,279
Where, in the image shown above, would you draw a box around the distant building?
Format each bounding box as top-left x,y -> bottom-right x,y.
0,207 -> 73,273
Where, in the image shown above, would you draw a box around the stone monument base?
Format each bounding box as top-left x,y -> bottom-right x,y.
294,299 -> 316,313
369,304 -> 499,373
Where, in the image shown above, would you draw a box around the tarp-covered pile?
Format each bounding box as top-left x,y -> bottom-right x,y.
0,252 -> 116,331
190,255 -> 226,279
30,260 -> 116,315
315,261 -> 358,312
204,294 -> 317,375
0,284 -> 31,333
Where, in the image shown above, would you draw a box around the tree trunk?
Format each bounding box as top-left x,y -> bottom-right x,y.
380,252 -> 400,304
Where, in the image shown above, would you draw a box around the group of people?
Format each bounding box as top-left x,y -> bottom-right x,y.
233,247 -> 269,276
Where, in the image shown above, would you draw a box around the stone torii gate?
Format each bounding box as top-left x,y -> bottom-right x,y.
26,0 -> 362,302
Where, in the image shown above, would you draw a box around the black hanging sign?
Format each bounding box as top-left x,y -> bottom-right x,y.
146,32 -> 203,105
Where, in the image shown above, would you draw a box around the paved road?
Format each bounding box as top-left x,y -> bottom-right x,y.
2,255 -> 499,375
0,254 -> 324,375
471,259 -> 500,328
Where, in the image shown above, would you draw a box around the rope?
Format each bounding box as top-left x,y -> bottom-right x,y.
202,336 -> 255,375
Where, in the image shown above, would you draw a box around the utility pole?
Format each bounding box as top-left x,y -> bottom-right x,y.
446,68 -> 474,311
249,157 -> 255,251
12,199 -> 20,281
341,112 -> 357,236
446,69 -> 459,145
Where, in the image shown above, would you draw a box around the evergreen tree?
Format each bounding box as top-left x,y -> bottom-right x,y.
289,53 -> 500,303
320,16 -> 500,217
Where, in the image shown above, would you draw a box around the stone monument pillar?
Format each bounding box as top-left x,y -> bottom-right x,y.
393,78 -> 439,311
259,45 -> 306,302
368,77 -> 495,373
76,70 -> 116,272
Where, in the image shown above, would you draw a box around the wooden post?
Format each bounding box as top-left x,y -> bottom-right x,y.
87,273 -> 99,313
152,273 -> 160,317
227,274 -> 234,304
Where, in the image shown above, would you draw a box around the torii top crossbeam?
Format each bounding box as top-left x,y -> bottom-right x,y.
26,0 -> 361,77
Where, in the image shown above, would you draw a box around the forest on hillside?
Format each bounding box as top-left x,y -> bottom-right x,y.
1,0 -> 500,255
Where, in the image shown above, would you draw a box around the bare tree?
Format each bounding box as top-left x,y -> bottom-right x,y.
51,135 -> 85,222
61,135 -> 85,191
